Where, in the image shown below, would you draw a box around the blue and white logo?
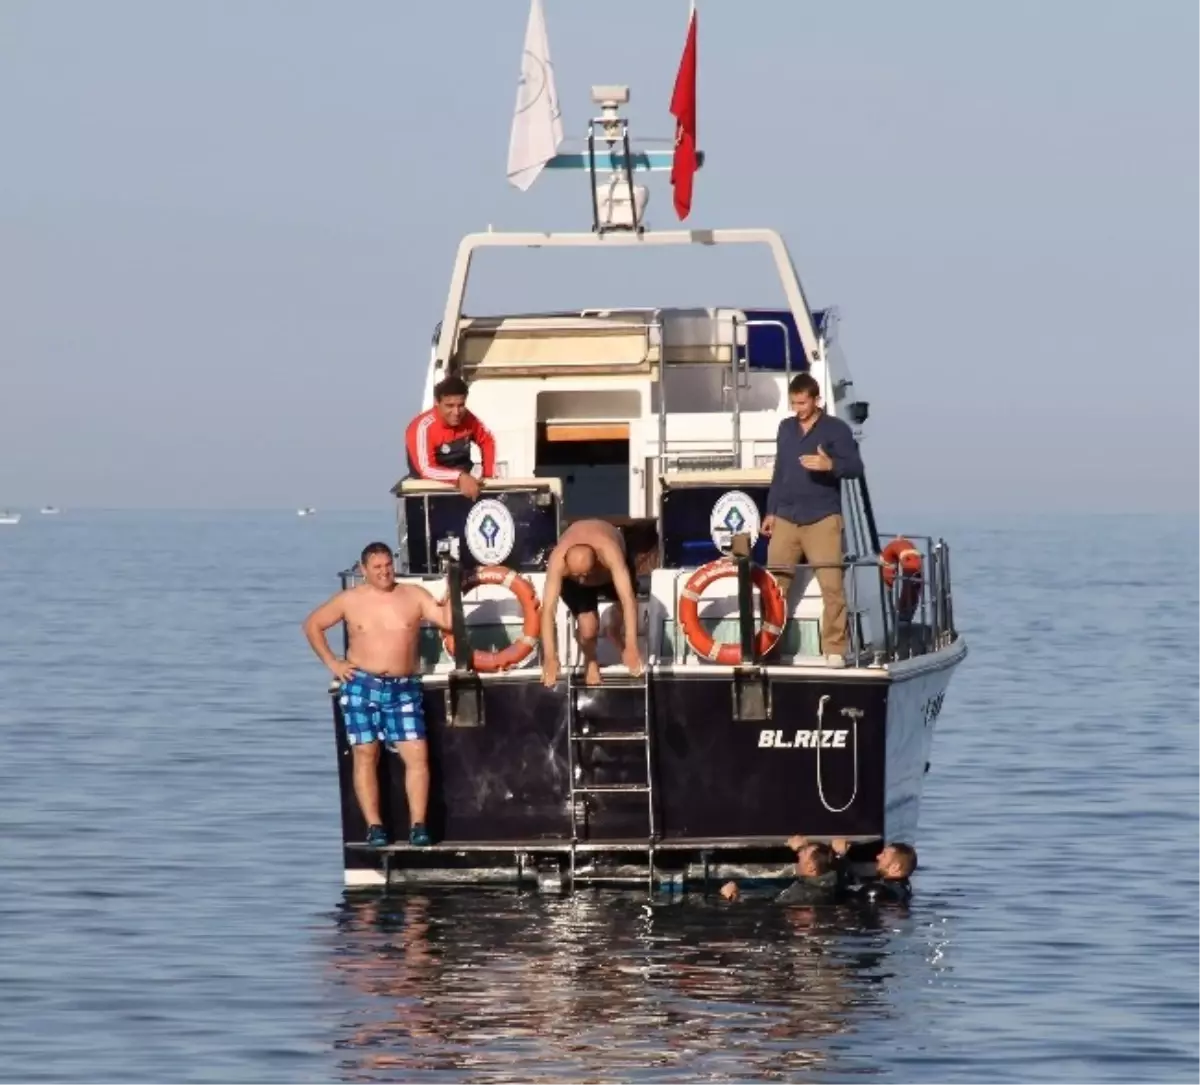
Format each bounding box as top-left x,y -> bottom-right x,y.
464,498 -> 516,565
710,490 -> 762,550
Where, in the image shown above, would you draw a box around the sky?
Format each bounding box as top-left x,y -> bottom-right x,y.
0,0 -> 1196,513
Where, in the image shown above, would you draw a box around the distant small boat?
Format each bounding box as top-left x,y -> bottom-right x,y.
297,507 -> 317,517
40,506 -> 60,515
0,510 -> 21,525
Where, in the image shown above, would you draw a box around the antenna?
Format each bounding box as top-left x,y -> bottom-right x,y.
588,85 -> 644,234
542,85 -> 705,234
591,85 -> 630,143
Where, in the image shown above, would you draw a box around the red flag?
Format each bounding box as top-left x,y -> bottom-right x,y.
669,5 -> 697,220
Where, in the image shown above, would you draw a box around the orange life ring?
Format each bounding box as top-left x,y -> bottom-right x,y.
880,536 -> 922,586
678,560 -> 786,664
442,565 -> 541,673
880,537 -> 923,620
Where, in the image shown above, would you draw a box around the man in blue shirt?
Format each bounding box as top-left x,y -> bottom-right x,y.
764,373 -> 864,665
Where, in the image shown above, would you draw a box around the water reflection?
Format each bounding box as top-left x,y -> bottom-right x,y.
324,888 -> 944,1082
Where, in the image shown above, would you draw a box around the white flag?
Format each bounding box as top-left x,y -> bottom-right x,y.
506,0 -> 563,191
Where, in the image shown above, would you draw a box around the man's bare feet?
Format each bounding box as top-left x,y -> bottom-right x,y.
719,881 -> 740,901
584,660 -> 602,686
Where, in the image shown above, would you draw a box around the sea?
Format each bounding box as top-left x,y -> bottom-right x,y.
0,510 -> 1196,1083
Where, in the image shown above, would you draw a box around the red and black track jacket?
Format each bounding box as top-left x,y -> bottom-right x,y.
404,406 -> 497,483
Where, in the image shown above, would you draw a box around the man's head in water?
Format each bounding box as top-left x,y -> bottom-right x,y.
564,544 -> 597,582
876,843 -> 917,881
359,542 -> 396,591
796,841 -> 836,878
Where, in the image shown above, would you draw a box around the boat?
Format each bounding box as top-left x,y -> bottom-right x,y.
40,506 -> 60,515
0,510 -> 21,525
297,507 -> 316,517
326,85 -> 966,892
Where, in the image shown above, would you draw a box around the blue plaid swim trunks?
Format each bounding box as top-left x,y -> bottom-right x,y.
339,671 -> 426,747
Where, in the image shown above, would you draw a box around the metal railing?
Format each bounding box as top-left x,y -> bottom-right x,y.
664,538 -> 958,666
335,534 -> 958,671
872,532 -> 958,659
655,313 -> 795,476
655,310 -> 744,474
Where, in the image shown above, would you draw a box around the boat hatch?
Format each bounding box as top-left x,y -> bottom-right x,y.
534,388 -> 640,519
536,426 -> 629,519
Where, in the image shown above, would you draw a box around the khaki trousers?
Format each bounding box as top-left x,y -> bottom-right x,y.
766,514 -> 848,657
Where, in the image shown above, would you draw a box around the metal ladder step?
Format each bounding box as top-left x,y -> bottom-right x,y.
572,684 -> 650,722
579,672 -> 650,687
566,666 -> 658,891
571,872 -> 656,885
572,783 -> 651,794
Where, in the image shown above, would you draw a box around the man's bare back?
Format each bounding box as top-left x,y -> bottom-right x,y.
552,519 -> 625,583
541,518 -> 642,687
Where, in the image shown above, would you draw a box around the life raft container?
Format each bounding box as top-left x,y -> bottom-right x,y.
442,565 -> 541,673
880,537 -> 923,621
678,559 -> 787,664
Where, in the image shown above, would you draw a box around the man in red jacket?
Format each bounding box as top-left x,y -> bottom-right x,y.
404,375 -> 497,500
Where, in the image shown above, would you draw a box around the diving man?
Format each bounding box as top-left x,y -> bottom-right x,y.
540,519 -> 643,687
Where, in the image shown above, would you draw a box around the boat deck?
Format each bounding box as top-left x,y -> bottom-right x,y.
347,835 -> 881,855
344,835 -> 886,891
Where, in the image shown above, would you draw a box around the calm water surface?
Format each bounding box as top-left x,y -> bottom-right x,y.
0,511 -> 1196,1083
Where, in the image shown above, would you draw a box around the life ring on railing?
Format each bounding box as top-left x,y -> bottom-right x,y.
880,537 -> 923,621
678,560 -> 787,664
441,565 -> 541,673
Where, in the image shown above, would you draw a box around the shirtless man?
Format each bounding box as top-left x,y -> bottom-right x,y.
302,541 -> 450,848
540,519 -> 643,688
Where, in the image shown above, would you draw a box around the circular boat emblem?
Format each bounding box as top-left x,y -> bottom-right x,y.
709,490 -> 762,549
464,498 -> 516,565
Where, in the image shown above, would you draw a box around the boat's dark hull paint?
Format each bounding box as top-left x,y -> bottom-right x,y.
333,651 -> 961,883
650,677 -> 887,839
